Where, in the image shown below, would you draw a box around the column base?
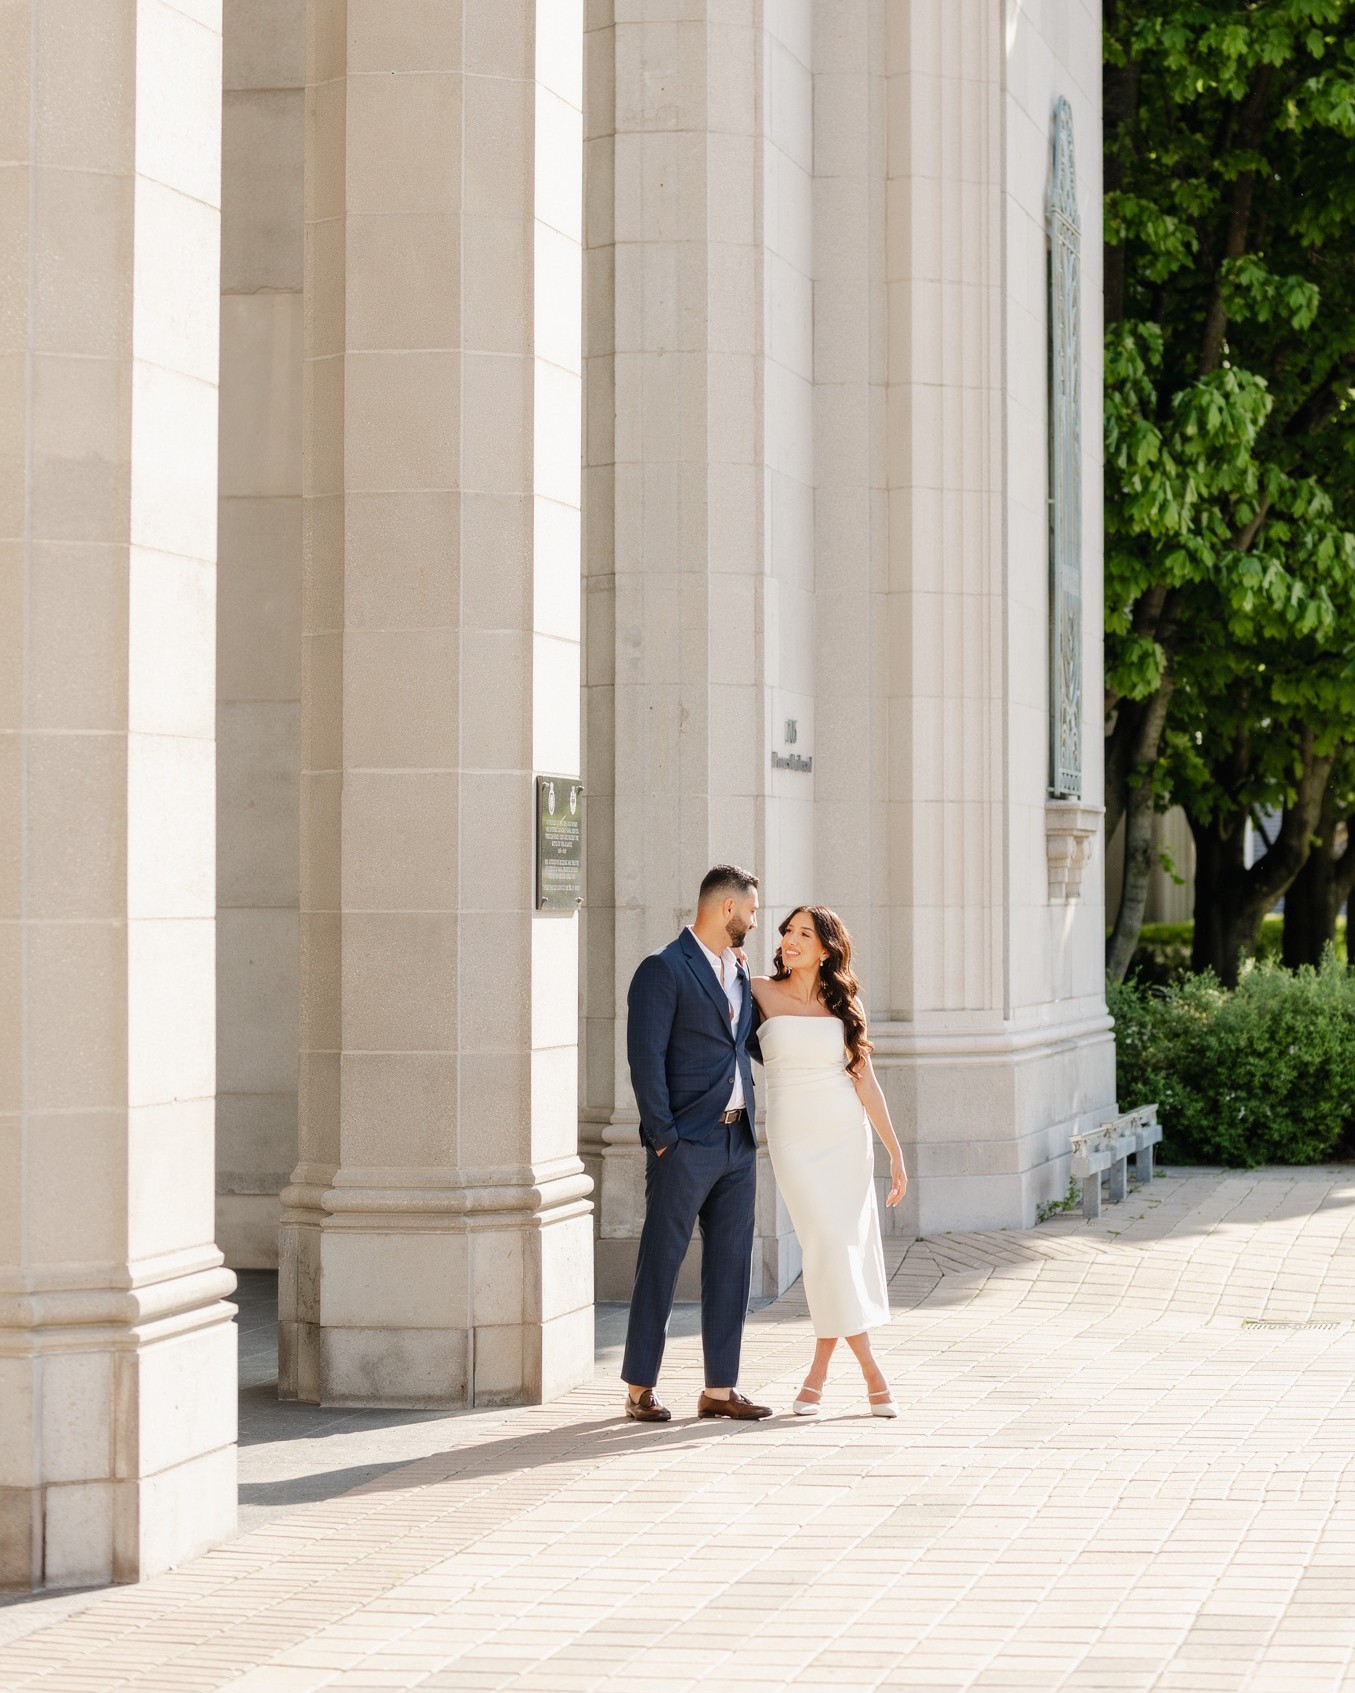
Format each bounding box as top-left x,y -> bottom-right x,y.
279,1171 -> 595,1409
873,1012 -> 1117,1236
0,1259 -> 238,1591
1,1447 -> 239,1592
216,1192 -> 282,1270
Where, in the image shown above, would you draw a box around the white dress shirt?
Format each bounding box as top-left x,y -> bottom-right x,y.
688,927 -> 745,1113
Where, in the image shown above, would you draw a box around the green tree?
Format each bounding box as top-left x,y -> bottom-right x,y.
1103,0 -> 1355,986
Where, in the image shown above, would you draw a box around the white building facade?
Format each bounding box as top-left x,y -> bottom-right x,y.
1,0 -> 1112,1589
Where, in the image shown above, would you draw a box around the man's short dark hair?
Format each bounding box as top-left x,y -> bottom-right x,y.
698,863 -> 759,906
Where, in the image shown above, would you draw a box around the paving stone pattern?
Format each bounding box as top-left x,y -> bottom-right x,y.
4,1168 -> 1355,1692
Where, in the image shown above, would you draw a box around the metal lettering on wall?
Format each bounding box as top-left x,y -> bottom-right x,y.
536,776 -> 583,911
772,718 -> 813,773
1049,96 -> 1082,800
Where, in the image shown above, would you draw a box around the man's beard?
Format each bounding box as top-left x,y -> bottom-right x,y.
726,917 -> 750,948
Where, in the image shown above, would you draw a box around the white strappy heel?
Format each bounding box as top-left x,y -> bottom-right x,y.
792,1383 -> 823,1418
868,1388 -> 898,1419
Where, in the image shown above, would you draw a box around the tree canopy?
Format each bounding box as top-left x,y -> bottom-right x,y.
1103,0 -> 1355,985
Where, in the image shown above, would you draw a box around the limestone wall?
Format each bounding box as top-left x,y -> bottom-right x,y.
206,0 -> 1116,1304
1003,0 -> 1117,1199
583,0 -> 1115,1260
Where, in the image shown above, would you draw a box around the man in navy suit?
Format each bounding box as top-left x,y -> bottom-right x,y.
622,864 -> 773,1422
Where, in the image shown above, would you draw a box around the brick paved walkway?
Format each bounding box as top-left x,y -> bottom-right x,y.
4,1167 -> 1355,1692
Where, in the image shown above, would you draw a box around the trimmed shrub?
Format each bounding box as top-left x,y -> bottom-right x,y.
1108,951 -> 1355,1166
1127,916 -> 1347,986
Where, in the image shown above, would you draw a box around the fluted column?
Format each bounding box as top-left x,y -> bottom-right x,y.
0,0 -> 236,1587
281,0 -> 592,1408
811,0 -> 889,1005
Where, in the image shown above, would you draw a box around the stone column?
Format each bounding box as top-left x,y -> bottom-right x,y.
875,0 -> 1114,1234
215,0 -> 305,1270
0,0 -> 236,1586
582,1 -> 807,1302
811,1 -> 889,1002
280,0 -> 593,1408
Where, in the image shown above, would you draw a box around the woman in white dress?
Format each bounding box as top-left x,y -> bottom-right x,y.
751,906 -> 908,1417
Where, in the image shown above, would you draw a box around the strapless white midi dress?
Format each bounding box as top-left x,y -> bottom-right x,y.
760,1015 -> 890,1338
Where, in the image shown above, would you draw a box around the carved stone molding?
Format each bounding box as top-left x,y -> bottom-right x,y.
1046,800 -> 1101,901
1048,96 -> 1083,799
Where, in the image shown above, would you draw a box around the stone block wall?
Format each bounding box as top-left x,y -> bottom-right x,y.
582,0 -> 1115,1269
203,0 -> 1118,1309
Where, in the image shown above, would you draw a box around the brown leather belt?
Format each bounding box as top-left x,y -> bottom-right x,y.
719,1108 -> 747,1125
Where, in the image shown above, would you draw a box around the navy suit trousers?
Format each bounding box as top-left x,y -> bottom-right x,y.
621,1115 -> 757,1390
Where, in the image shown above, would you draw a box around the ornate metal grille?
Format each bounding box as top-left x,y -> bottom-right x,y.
1048,97 -> 1082,799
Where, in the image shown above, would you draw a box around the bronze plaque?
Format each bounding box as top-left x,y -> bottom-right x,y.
536,775 -> 583,911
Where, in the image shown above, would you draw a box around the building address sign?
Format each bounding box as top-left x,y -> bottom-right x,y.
772,717 -> 813,773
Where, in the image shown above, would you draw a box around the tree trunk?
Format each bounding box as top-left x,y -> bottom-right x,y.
1281,783 -> 1339,968
1106,778 -> 1156,983
1190,741 -> 1333,986
1104,590 -> 1179,843
1341,873 -> 1355,968
1281,838 -> 1337,967
1338,816 -> 1355,970
1197,67 -> 1273,376
1189,816 -> 1253,985
1103,49 -> 1141,328
1104,697 -> 1142,845
1104,671 -> 1177,978
1198,168 -> 1255,374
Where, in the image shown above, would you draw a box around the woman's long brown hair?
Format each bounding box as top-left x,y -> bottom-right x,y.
771,905 -> 873,1076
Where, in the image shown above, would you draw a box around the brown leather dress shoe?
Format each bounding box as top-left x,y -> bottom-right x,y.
697,1388 -> 773,1420
625,1388 -> 671,1422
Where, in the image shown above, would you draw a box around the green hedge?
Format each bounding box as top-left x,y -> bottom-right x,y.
1128,917 -> 1348,985
1108,952 -> 1355,1166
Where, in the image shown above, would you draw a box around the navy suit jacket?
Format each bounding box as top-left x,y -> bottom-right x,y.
627,930 -> 762,1153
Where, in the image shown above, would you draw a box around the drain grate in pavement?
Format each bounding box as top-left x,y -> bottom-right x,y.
1241,1319 -> 1343,1331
